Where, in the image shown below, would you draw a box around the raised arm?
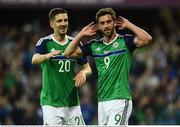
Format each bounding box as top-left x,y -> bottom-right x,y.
64,22 -> 98,58
32,50 -> 61,64
116,16 -> 152,47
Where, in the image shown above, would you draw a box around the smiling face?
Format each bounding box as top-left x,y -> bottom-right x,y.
50,13 -> 68,36
98,14 -> 116,37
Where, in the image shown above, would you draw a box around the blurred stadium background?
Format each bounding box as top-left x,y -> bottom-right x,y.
0,0 -> 180,125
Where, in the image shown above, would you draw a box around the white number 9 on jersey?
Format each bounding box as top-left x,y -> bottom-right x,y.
104,56 -> 110,69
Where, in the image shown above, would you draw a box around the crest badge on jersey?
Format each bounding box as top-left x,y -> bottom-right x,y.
95,47 -> 101,52
50,48 -> 55,52
113,42 -> 119,48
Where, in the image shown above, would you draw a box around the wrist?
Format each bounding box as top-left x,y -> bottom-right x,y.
77,32 -> 84,40
80,71 -> 86,78
44,54 -> 50,60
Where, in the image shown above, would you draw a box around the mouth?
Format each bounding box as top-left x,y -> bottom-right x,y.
104,30 -> 111,34
59,26 -> 67,29
104,29 -> 111,32
59,27 -> 67,32
59,27 -> 66,30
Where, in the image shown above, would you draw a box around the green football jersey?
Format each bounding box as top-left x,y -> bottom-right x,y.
34,35 -> 87,107
80,34 -> 136,101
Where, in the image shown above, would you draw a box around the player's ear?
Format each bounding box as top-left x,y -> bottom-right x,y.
96,21 -> 100,30
98,24 -> 101,30
98,25 -> 101,30
50,20 -> 54,28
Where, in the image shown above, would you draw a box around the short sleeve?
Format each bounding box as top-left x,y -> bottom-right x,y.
79,41 -> 93,56
124,34 -> 136,53
77,56 -> 88,65
34,38 -> 48,54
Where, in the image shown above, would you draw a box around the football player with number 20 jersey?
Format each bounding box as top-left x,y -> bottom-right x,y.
32,8 -> 92,125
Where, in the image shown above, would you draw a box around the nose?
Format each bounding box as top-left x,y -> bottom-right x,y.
104,22 -> 109,28
61,21 -> 67,26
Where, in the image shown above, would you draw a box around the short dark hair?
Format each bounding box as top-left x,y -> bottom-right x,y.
96,8 -> 116,22
49,8 -> 67,21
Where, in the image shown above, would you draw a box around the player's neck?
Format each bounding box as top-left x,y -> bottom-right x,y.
104,32 -> 117,43
53,33 -> 66,43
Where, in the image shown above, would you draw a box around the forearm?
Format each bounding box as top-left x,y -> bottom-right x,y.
81,64 -> 92,77
32,54 -> 48,64
64,33 -> 83,57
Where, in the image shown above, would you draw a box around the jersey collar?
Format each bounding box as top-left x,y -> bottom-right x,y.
103,34 -> 118,45
51,34 -> 68,45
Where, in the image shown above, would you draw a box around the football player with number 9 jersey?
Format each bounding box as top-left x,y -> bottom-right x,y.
64,8 -> 152,125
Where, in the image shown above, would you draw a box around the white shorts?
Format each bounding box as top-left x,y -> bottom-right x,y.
42,105 -> 85,125
98,99 -> 132,125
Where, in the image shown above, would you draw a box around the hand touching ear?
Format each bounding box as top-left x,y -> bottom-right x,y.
116,16 -> 130,30
79,22 -> 98,37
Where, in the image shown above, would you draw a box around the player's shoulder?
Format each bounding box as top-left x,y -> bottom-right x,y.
38,35 -> 52,42
36,35 -> 53,46
41,34 -> 53,41
67,35 -> 74,41
117,34 -> 134,39
87,38 -> 102,45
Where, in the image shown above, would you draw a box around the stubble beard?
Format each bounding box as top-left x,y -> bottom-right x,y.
103,28 -> 114,38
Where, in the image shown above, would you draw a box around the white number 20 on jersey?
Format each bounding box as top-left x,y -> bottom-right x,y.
58,60 -> 71,72
104,56 -> 110,69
